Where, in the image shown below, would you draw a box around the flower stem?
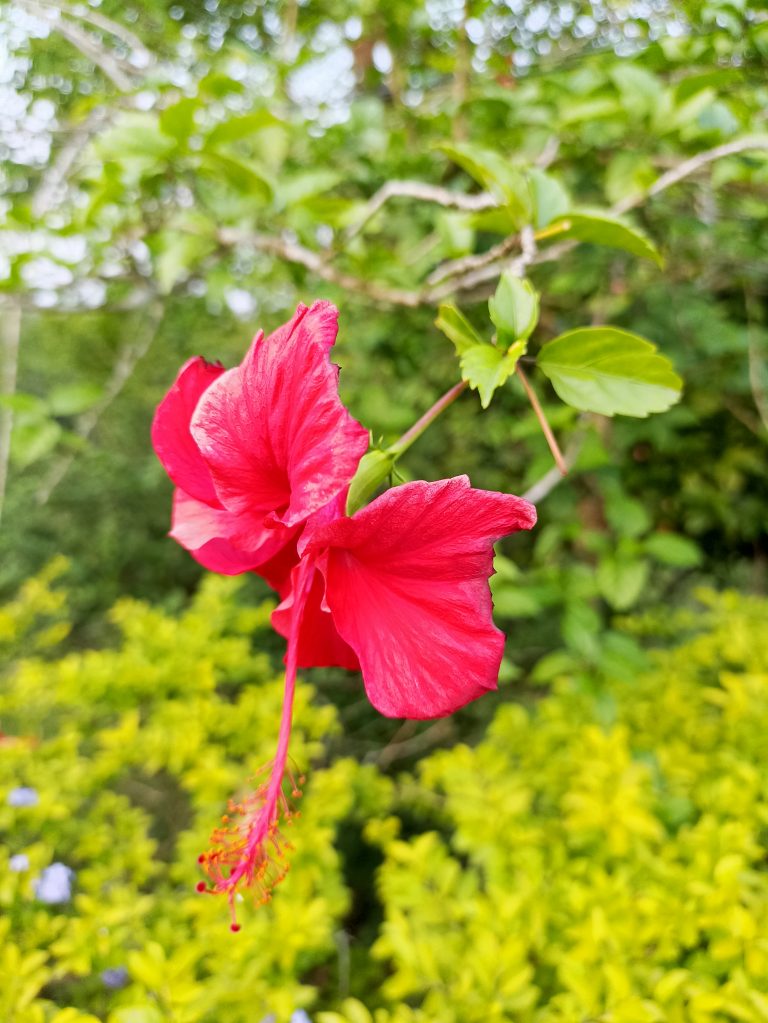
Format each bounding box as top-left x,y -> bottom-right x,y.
389,380 -> 468,458
515,365 -> 568,476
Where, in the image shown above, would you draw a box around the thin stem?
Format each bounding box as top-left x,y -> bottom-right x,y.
389,380 -> 468,457
515,365 -> 567,476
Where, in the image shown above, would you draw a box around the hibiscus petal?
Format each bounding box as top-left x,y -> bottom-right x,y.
151,357 -> 224,506
309,476 -> 536,719
190,302 -> 369,530
171,489 -> 299,589
272,561 -> 360,671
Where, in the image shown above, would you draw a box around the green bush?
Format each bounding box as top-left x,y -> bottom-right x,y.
3,569 -> 768,1022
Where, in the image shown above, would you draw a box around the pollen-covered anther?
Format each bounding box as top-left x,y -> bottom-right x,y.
197,764 -> 302,913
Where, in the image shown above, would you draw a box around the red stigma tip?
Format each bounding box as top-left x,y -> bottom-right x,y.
230,922 -> 241,933
196,881 -> 207,893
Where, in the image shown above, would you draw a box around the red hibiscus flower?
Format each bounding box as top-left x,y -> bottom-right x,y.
152,300 -> 536,925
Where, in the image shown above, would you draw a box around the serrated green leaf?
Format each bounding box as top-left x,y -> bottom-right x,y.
537,327 -> 682,417
489,274 -> 539,344
460,344 -> 520,408
435,304 -> 486,355
549,211 -> 663,266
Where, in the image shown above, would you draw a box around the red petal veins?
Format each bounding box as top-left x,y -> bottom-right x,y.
151,357 -> 225,506
190,302 -> 369,531
308,476 -> 536,719
171,488 -> 300,589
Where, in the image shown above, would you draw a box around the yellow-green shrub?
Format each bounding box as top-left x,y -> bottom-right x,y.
368,591 -> 768,1023
1,567 -> 391,1023
4,567 -> 768,1023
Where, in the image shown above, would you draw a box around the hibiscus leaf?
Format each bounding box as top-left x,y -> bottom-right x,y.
435,304 -> 486,355
461,343 -> 523,409
438,142 -> 533,227
548,210 -> 663,265
536,327 -> 682,417
488,274 -> 539,345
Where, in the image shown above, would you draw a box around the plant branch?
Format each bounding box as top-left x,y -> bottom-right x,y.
515,365 -> 567,475
343,181 -> 498,245
19,0 -> 137,90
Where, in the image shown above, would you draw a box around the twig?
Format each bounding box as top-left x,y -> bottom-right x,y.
522,432 -> 585,504
36,302 -> 165,505
515,365 -> 567,475
20,0 -> 136,90
0,298 -> 22,530
614,134 -> 768,215
426,235 -> 518,287
343,181 -> 498,245
58,1 -> 152,62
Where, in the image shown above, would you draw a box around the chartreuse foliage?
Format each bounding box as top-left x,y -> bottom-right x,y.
1,563 -> 391,1023
355,589 -> 768,1023
5,567 -> 768,1022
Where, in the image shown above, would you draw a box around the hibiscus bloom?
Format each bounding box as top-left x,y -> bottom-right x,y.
152,300 -> 536,925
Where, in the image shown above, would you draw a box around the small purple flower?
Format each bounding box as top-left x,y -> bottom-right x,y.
7,787 -> 39,808
101,966 -> 129,990
34,862 -> 74,904
290,1012 -> 312,1023
9,853 -> 30,872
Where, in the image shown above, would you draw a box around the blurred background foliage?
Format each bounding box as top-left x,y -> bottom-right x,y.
1,0 -> 767,1018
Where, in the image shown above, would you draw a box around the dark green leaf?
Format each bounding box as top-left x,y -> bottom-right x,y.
537,327 -> 682,417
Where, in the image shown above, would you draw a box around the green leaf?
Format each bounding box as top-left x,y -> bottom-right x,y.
95,113 -> 175,161
528,169 -> 570,228
435,304 -> 486,355
549,211 -> 663,266
438,142 -> 533,226
460,344 -> 520,409
597,557 -> 650,611
644,532 -> 703,568
12,419 -> 62,468
150,229 -> 217,294
346,449 -> 396,516
159,97 -> 198,143
205,111 -> 281,147
48,383 -> 103,417
537,327 -> 682,417
276,170 -> 342,208
488,274 -> 539,345
197,153 -> 272,202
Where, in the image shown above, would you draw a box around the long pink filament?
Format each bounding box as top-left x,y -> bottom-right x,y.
198,558 -> 313,928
